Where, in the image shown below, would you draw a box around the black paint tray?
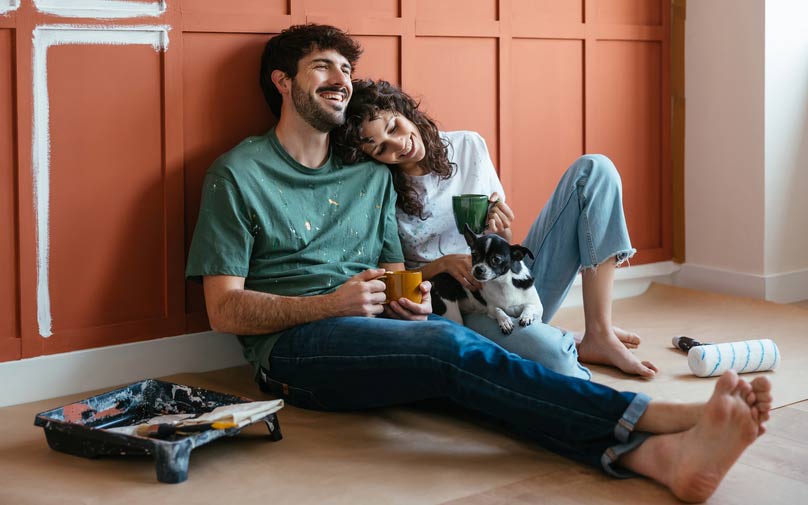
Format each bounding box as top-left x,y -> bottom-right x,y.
33,379 -> 282,483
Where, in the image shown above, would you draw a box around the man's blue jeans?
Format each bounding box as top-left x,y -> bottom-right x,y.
263,320 -> 650,477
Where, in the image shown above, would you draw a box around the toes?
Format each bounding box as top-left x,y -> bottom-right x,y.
735,380 -> 752,400
613,326 -> 642,347
642,360 -> 660,373
751,376 -> 772,394
715,370 -> 740,394
636,362 -> 657,378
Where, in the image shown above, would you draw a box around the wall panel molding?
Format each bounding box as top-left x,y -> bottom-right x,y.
31,25 -> 169,339
33,0 -> 166,19
0,0 -> 19,15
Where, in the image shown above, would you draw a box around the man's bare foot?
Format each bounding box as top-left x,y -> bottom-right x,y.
620,371 -> 769,503
577,326 -> 658,377
666,371 -> 767,502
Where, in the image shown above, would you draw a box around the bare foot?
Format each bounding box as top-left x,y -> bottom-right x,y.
613,326 -> 640,348
577,326 -> 658,377
571,327 -> 640,349
665,371 -> 767,502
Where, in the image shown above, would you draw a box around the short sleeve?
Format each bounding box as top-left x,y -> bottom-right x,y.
378,174 -> 405,264
185,172 -> 254,282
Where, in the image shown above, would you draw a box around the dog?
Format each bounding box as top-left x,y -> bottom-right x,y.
430,225 -> 543,334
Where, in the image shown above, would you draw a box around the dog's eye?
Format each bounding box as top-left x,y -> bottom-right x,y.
491,256 -> 502,265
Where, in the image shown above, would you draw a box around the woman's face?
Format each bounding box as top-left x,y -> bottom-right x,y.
359,110 -> 426,173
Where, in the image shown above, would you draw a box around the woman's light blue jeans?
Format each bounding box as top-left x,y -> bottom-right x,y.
261,155 -> 650,477
464,154 -> 636,380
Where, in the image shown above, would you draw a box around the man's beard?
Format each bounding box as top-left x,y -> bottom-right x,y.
291,79 -> 346,132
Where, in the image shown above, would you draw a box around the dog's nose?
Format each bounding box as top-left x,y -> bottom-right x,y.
473,266 -> 485,278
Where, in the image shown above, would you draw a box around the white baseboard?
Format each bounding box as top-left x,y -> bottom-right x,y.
765,268 -> 808,303
671,263 -> 808,303
561,260 -> 681,308
0,261 -> 682,408
0,331 -> 247,408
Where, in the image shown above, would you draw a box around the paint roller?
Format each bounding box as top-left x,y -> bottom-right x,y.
672,336 -> 781,377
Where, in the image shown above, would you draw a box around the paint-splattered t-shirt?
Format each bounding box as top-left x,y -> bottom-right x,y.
186,128 -> 403,370
396,131 -> 505,269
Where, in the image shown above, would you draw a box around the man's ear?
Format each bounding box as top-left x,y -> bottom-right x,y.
270,69 -> 291,96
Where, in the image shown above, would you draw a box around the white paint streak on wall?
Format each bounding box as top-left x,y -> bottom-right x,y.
1,1 -> 20,15
34,0 -> 166,19
32,25 -> 169,338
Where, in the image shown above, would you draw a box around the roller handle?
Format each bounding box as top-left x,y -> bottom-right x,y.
672,335 -> 712,353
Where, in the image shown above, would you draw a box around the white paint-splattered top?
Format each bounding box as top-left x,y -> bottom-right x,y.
396,131 -> 505,269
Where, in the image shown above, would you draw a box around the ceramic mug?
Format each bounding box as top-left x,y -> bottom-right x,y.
382,270 -> 423,304
452,194 -> 493,234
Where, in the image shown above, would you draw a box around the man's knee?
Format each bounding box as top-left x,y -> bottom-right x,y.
414,318 -> 493,361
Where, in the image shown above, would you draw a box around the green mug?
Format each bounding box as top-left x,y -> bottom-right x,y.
452,194 -> 490,234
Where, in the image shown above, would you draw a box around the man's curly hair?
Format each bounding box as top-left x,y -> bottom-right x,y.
331,79 -> 455,219
259,24 -> 362,120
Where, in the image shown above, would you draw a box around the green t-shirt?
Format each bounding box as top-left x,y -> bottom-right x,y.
186,128 -> 404,370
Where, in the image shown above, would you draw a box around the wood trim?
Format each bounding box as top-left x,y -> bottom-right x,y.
672,0 -> 685,262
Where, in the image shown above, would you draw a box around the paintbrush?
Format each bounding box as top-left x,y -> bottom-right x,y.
136,420 -> 237,438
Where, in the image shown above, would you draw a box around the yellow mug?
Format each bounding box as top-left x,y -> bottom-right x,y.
382,271 -> 423,304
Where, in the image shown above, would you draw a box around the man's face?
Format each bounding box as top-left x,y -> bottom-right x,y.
290,48 -> 353,132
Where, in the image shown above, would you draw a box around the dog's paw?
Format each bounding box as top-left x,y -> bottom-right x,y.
498,319 -> 514,334
519,315 -> 534,327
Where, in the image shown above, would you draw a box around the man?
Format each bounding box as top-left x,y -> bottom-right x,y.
187,24 -> 772,503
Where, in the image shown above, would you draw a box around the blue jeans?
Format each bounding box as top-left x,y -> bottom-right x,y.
463,154 -> 635,380
262,315 -> 651,477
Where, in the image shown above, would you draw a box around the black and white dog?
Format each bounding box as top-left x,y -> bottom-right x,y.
430,225 -> 543,334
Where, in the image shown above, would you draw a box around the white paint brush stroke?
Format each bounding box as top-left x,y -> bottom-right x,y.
1,1 -> 20,15
32,25 -> 169,338
35,0 -> 166,19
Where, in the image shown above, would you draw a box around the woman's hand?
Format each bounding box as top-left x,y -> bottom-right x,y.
438,254 -> 482,291
487,192 -> 514,241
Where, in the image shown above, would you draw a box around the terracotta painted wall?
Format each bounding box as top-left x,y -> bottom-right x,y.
0,0 -> 671,363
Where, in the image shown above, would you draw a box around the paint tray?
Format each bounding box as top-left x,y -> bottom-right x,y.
33,379 -> 283,483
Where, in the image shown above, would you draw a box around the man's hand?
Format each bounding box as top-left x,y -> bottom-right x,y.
327,268 -> 387,317
384,281 -> 433,321
439,254 -> 481,291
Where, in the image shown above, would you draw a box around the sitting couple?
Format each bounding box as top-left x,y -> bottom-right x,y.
186,23 -> 772,502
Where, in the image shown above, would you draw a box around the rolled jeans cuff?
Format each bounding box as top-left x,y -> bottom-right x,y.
601,391 -> 652,478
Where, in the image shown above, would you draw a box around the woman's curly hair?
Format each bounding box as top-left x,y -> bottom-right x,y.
331,79 -> 455,219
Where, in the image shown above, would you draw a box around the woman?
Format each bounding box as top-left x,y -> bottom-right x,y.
332,79 -> 657,378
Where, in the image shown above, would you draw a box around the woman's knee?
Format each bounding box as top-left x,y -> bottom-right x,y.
578,154 -> 622,188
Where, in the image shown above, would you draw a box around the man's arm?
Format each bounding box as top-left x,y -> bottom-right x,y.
203,269 -> 390,334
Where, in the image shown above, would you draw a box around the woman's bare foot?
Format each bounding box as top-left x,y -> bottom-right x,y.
620,371 -> 770,503
577,325 -> 658,377
571,326 -> 639,349
613,326 -> 640,348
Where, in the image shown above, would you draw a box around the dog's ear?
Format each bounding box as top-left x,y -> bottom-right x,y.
463,223 -> 480,247
510,245 -> 534,262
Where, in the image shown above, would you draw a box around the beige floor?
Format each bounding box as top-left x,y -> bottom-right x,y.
2,283 -> 807,505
